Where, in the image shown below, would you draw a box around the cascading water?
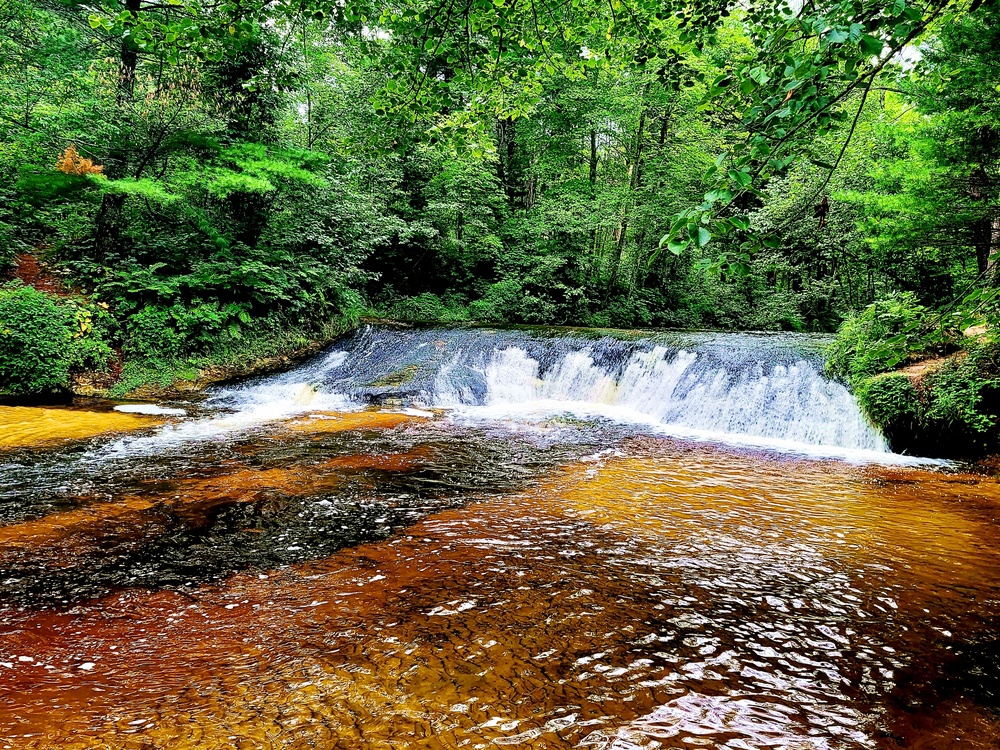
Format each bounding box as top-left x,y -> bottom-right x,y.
154,324 -> 892,460
439,342 -> 886,452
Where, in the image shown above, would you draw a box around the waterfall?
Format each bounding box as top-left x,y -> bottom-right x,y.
430,341 -> 887,454
108,325 -> 896,460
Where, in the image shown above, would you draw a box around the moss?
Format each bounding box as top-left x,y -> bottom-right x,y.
848,342 -> 1000,457
370,364 -> 420,388
828,295 -> 1000,456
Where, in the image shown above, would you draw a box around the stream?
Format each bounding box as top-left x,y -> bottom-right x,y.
0,325 -> 998,749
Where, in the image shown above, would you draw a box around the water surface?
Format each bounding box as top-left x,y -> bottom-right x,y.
0,327 -> 997,749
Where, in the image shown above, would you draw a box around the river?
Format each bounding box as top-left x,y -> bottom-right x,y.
0,325 -> 997,749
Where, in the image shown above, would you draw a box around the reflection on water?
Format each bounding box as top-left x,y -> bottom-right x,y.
0,404 -> 163,449
0,407 -> 999,749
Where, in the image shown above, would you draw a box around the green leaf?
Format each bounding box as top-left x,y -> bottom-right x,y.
696,227 -> 711,247
859,35 -> 883,56
730,262 -> 751,277
667,239 -> 689,255
826,29 -> 849,45
88,15 -> 103,29
728,169 -> 752,187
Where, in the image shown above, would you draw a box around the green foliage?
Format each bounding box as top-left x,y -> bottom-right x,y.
386,293 -> 470,323
826,293 -> 929,381
853,374 -> 920,432
468,280 -> 529,324
849,343 -> 1000,455
0,282 -> 111,395
0,282 -> 75,394
3,0 -> 1000,414
106,310 -> 358,398
832,299 -> 1000,452
923,343 -> 1000,435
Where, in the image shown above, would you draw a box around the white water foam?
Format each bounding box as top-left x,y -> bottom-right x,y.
89,331 -> 941,465
98,351 -> 355,457
433,345 -> 938,465
113,404 -> 187,416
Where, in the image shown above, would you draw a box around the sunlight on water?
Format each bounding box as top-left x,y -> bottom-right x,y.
0,405 -> 163,449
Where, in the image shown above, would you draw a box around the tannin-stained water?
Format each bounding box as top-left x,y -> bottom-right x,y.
0,328 -> 998,749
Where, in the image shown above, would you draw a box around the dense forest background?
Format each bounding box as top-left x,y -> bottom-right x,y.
1,0 -> 999,423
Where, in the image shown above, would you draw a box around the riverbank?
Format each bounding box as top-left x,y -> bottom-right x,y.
0,308 -> 361,404
851,343 -> 1000,458
1,254 -> 365,404
85,315 -> 361,401
825,294 -> 1000,458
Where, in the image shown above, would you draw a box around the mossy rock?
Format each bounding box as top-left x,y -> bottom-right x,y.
856,374 -> 920,429
370,364 -> 420,388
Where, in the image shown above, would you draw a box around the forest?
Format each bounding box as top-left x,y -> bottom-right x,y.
1,0 -> 999,448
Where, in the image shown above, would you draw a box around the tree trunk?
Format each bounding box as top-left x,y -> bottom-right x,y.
589,129 -> 597,188
972,213 -> 992,276
496,117 -> 524,208
607,95 -> 648,296
93,0 -> 141,261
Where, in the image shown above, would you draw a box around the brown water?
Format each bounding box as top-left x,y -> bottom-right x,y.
0,406 -> 999,749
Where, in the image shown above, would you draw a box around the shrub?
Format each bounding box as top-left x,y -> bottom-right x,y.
54,145 -> 104,177
826,292 -> 929,381
388,293 -> 470,322
853,373 -> 920,432
469,278 -> 524,323
847,341 -> 1000,455
124,305 -> 188,362
0,282 -> 76,394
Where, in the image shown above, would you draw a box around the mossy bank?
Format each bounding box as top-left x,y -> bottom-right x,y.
0,280 -> 360,402
853,346 -> 1000,457
828,294 -> 1000,459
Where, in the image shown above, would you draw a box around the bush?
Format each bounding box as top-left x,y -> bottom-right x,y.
123,305 -> 189,362
744,292 -> 806,332
469,279 -> 525,323
387,292 -> 470,323
854,373 -> 920,432
826,292 -> 929,381
846,340 -> 1000,456
0,282 -> 116,395
0,282 -> 76,394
